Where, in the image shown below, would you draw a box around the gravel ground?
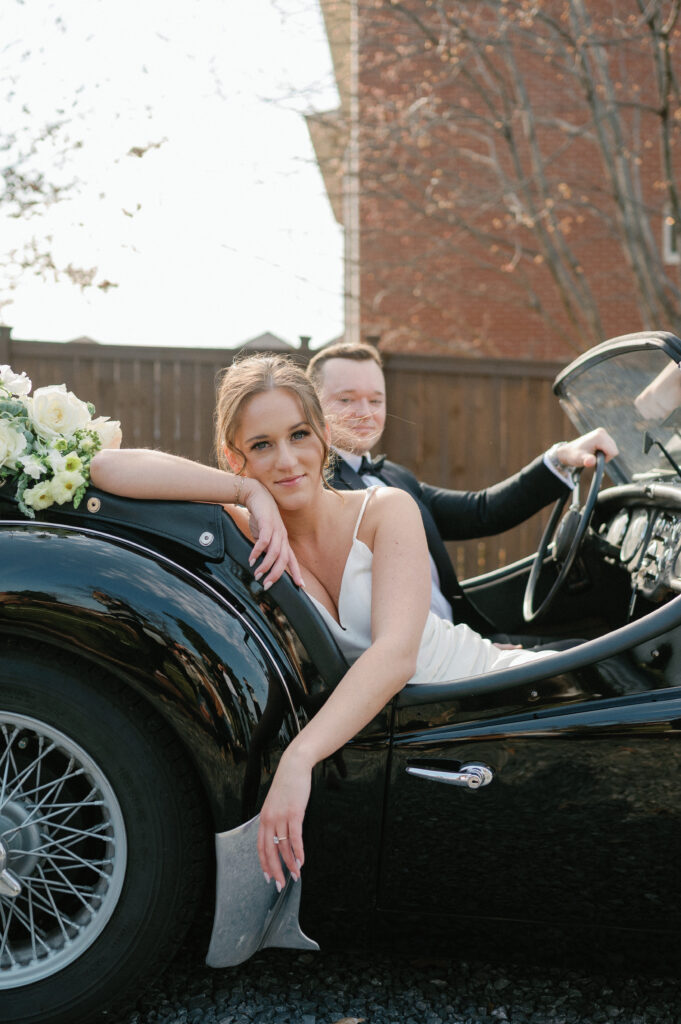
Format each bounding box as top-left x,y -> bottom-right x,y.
107,940 -> 681,1024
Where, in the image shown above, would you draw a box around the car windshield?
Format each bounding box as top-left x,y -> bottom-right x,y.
558,345 -> 681,485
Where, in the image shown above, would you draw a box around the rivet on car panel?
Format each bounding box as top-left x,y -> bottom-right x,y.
87,497 -> 101,513
199,532 -> 214,546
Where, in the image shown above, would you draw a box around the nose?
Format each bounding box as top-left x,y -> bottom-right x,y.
276,441 -> 297,469
354,398 -> 372,418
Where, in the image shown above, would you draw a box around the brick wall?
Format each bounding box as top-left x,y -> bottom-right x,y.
351,0 -> 681,360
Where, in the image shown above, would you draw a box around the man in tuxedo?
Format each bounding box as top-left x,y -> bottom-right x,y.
307,342 -> 618,633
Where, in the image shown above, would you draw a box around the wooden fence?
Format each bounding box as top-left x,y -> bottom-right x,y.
2,329 -> 572,579
382,353 -> 570,579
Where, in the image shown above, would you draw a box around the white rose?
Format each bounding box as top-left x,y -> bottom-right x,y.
91,416 -> 123,450
18,454 -> 47,480
22,480 -> 55,511
0,418 -> 28,469
0,365 -> 32,397
51,469 -> 86,505
29,384 -> 92,440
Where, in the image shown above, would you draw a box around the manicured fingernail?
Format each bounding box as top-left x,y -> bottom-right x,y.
249,557 -> 255,566
275,880 -> 283,893
264,872 -> 270,884
263,580 -> 272,591
295,858 -> 302,870
254,570 -> 263,580
292,871 -> 300,882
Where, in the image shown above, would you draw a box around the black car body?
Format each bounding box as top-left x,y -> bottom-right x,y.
3,332 -> 681,1023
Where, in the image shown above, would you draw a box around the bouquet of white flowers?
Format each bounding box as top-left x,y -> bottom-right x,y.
0,365 -> 122,518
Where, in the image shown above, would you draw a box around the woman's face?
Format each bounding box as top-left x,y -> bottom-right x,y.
232,388 -> 325,509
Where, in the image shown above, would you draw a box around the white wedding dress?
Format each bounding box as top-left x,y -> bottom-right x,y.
308,487 -> 550,685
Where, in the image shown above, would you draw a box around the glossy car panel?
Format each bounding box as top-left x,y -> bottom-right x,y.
384,688 -> 681,929
0,521 -> 301,830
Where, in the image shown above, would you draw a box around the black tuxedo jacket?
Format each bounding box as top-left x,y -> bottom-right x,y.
328,454 -> 568,630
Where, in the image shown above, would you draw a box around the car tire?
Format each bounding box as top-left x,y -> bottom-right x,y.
0,645 -> 210,1024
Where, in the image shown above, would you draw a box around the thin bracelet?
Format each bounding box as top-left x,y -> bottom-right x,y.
234,474 -> 245,507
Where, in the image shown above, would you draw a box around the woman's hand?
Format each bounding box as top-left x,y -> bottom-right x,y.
257,747 -> 310,891
241,478 -> 304,589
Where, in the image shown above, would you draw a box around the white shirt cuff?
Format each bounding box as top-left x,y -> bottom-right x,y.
543,444 -> 576,488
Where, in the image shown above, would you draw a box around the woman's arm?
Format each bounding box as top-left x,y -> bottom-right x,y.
90,448 -> 303,588
257,488 -> 431,888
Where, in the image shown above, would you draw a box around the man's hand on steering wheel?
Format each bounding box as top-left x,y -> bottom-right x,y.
550,428 -> 619,471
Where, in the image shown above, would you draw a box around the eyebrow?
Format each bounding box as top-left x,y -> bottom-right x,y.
332,388 -> 385,397
244,420 -> 308,445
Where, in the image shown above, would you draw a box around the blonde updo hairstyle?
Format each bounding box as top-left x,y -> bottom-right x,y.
215,353 -> 331,480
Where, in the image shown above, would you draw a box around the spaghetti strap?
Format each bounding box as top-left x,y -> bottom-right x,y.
351,485 -> 379,541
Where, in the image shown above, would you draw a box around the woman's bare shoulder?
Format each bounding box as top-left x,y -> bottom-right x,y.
369,485 -> 420,516
359,485 -> 422,544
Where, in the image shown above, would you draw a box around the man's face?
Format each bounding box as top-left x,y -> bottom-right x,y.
317,357 -> 387,453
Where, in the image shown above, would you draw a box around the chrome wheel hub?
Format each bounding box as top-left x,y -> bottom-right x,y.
0,838 -> 21,898
1,797 -> 43,882
0,713 -> 127,987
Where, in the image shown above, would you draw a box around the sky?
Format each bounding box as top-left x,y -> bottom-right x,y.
0,0 -> 344,350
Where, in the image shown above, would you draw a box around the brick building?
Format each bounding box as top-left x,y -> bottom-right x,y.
309,0 -> 681,360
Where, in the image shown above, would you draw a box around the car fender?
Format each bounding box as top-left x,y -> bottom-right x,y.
1,522 -> 300,830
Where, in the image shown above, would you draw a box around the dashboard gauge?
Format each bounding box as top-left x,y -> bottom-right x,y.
605,509 -> 630,547
620,509 -> 649,563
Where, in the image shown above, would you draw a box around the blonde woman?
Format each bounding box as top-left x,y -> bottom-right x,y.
91,354 -> 552,893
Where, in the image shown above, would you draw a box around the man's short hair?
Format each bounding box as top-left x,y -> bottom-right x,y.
307,342 -> 383,388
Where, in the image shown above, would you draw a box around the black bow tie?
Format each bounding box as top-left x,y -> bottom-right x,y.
359,454 -> 386,476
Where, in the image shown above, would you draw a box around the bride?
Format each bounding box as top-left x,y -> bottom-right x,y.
91,354 -> 560,892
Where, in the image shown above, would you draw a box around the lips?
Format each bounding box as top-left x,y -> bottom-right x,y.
275,475 -> 305,487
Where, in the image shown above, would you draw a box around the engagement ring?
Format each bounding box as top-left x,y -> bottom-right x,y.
273,835 -> 288,844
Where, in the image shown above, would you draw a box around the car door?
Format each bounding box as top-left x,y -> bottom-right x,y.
380,664 -> 681,935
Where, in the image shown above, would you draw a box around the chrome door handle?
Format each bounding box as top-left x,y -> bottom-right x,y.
406,762 -> 494,790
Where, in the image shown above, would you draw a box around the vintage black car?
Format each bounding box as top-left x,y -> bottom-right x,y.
3,331 -> 681,1024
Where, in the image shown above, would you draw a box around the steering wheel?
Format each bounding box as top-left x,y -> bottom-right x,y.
522,451 -> 606,623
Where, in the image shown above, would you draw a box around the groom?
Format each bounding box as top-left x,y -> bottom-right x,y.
307,342 -> 618,633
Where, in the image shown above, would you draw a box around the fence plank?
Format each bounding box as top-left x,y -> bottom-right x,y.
383,354 -> 572,578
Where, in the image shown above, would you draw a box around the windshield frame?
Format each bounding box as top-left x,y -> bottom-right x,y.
554,332 -> 681,486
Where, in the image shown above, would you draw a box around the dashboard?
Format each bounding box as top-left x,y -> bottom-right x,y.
597,490 -> 681,602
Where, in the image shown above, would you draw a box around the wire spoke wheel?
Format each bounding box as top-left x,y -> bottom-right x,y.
0,653 -> 209,1024
0,713 -> 127,988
